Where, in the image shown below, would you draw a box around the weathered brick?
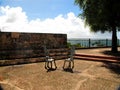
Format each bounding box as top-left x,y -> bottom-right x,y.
0,32 -> 67,60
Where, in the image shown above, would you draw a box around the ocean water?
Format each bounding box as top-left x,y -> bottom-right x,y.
67,39 -> 120,48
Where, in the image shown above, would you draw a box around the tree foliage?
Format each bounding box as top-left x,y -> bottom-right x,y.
75,0 -> 120,52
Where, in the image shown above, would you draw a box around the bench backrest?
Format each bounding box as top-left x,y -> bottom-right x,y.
43,46 -> 75,60
68,46 -> 75,60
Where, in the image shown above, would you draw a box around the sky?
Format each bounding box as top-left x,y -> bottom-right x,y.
0,0 -> 119,39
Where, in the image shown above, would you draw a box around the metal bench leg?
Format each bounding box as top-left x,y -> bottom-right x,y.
68,61 -> 71,68
47,61 -> 50,69
45,61 -> 48,69
53,60 -> 57,69
50,61 -> 52,68
63,60 -> 74,73
45,60 -> 57,71
63,60 -> 66,69
71,60 -> 74,69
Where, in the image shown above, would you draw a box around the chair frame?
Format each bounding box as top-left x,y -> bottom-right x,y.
44,46 -> 57,71
63,46 -> 75,71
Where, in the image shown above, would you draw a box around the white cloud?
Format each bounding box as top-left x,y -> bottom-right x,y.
0,6 -> 117,39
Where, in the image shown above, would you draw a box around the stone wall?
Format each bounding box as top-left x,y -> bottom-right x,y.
0,32 -> 67,60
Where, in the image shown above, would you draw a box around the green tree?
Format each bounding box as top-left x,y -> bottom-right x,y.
75,0 -> 120,52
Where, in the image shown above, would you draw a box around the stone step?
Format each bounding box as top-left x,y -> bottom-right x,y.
75,53 -> 120,60
75,53 -> 120,63
0,48 -> 69,60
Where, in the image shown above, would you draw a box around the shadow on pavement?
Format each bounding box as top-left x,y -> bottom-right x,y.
101,62 -> 120,75
63,68 -> 74,73
0,85 -> 3,90
102,50 -> 120,57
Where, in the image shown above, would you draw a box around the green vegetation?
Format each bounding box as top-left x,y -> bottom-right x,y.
74,43 -> 82,48
67,42 -> 82,48
67,42 -> 72,48
92,41 -> 104,47
75,0 -> 120,52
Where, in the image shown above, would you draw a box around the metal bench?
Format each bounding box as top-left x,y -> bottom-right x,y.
63,46 -> 75,73
44,46 -> 57,71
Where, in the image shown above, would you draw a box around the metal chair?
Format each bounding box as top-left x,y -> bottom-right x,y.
63,46 -> 75,72
44,46 -> 57,71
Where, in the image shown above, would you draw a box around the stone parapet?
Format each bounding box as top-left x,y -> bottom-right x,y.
0,32 -> 67,60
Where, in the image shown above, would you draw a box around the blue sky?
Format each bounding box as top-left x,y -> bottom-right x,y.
1,0 -> 81,20
0,0 -> 119,39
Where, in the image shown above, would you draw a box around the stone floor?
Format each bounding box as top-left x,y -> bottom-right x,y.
75,47 -> 120,56
0,47 -> 120,90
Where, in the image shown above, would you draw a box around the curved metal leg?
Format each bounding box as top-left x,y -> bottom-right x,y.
63,60 -> 66,69
47,61 -> 50,69
53,60 -> 57,69
45,61 -> 48,69
71,60 -> 74,69
63,60 -> 74,73
50,61 -> 52,68
68,61 -> 71,68
45,60 -> 57,72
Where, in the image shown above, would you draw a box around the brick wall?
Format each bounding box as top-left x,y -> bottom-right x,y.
0,32 -> 67,60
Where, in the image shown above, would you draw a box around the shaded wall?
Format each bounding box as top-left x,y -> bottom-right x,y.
0,32 -> 67,60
